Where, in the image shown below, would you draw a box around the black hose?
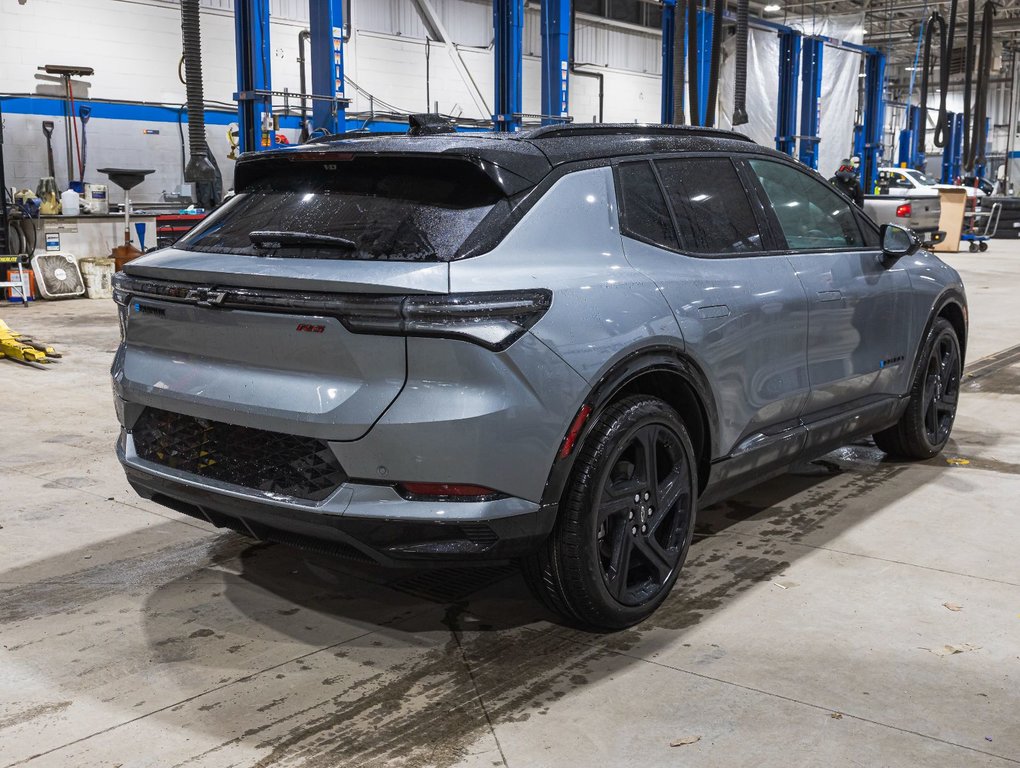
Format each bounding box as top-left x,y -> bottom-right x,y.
732,0 -> 748,125
672,0 -> 686,124
969,1 -> 996,170
569,1 -> 605,122
963,0 -> 976,164
180,0 -> 215,182
917,13 -> 945,157
705,0 -> 725,127
687,0 -> 700,125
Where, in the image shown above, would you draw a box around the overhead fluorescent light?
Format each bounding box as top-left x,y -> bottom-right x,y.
764,4 -> 782,11
904,66 -> 917,71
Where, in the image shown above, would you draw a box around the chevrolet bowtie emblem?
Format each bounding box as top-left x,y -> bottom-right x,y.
185,288 -> 228,306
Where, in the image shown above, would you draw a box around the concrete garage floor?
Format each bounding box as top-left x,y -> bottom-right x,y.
2,246 -> 1019,768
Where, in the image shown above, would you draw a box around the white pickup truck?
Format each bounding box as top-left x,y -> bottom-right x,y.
863,193 -> 943,244
877,166 -> 983,199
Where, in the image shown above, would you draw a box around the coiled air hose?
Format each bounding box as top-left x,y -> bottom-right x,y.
917,12 -> 946,157
180,0 -> 215,183
968,1 -> 996,170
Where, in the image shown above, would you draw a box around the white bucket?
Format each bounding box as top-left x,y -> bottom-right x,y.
78,257 -> 115,299
84,184 -> 109,214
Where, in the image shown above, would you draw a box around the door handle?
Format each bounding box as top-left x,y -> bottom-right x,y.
816,290 -> 842,302
698,304 -> 730,319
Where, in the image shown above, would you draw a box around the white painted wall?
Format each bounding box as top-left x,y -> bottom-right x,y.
1,0 -> 663,202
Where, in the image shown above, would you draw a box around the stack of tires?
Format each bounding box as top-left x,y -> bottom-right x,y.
980,196 -> 1020,239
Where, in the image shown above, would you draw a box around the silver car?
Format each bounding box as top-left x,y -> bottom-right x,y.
111,123 -> 967,629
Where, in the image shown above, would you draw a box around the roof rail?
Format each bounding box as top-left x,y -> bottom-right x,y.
522,123 -> 753,143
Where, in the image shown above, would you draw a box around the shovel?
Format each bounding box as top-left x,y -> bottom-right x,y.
42,121 -> 56,178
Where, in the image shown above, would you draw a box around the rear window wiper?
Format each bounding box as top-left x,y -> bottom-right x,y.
249,230 -> 358,250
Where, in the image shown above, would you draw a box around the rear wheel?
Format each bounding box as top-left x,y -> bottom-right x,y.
524,395 -> 697,629
874,317 -> 961,459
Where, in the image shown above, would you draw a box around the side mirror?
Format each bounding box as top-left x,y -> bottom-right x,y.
880,223 -> 921,260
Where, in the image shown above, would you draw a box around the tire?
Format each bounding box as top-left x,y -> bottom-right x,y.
969,242 -> 979,252
979,241 -> 989,252
524,395 -> 698,629
873,317 -> 962,460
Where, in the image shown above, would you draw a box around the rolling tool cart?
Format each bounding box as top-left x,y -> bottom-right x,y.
962,201 -> 1001,252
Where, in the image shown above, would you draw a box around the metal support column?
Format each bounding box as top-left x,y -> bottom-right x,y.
309,0 -> 346,135
233,0 -> 273,153
541,0 -> 570,125
861,50 -> 886,193
493,0 -> 524,132
776,30 -> 800,157
798,36 -> 823,169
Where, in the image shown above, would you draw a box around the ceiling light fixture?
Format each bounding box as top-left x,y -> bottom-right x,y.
763,4 -> 782,11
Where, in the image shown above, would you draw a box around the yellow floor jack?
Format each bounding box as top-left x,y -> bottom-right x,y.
0,319 -> 62,369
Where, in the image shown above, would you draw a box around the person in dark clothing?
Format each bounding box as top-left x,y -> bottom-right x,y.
829,159 -> 864,207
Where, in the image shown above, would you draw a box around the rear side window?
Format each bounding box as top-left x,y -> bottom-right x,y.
655,158 -> 764,254
177,156 -> 503,262
617,161 -> 679,251
749,159 -> 864,250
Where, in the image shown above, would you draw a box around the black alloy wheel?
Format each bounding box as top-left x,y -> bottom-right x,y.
922,331 -> 961,447
524,395 -> 698,629
595,423 -> 692,607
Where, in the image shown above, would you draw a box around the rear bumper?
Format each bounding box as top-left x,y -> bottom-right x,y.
118,435 -> 556,566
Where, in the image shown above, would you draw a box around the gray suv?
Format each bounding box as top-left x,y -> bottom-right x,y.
111,124 -> 966,629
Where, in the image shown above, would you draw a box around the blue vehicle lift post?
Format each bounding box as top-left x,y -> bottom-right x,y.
309,0 -> 347,135
941,112 -> 963,182
696,5 -> 713,126
233,0 -> 274,153
898,104 -> 923,169
493,0 -> 524,131
541,0 -> 570,125
798,36 -> 823,169
861,50 -> 886,193
776,30 -> 800,157
660,0 -> 682,124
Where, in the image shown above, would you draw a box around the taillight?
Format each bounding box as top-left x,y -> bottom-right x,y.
896,203 -> 912,218
398,482 -> 502,501
111,274 -> 551,352
344,290 -> 553,351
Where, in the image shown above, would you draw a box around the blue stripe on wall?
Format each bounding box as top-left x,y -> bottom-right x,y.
0,96 -> 301,128
0,96 -> 491,135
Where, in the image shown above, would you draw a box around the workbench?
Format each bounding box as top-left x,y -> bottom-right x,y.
28,213 -> 159,259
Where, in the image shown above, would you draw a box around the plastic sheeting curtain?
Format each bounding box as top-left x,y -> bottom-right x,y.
719,14 -> 865,178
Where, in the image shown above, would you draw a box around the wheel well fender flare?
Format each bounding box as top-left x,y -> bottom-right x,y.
909,290 -> 968,382
540,345 -> 718,511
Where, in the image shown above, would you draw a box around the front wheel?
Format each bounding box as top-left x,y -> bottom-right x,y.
874,317 -> 962,459
524,395 -> 697,629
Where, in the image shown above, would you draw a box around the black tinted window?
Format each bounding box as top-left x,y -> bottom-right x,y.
749,159 -> 864,250
179,157 -> 502,262
617,161 -> 679,251
655,158 -> 764,254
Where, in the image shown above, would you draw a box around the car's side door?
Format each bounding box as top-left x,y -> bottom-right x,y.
744,158 -> 916,416
616,156 -> 810,462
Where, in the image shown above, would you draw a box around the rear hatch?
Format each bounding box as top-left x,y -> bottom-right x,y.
116,153 -> 510,440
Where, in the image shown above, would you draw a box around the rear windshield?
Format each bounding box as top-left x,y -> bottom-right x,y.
177,156 -> 504,262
